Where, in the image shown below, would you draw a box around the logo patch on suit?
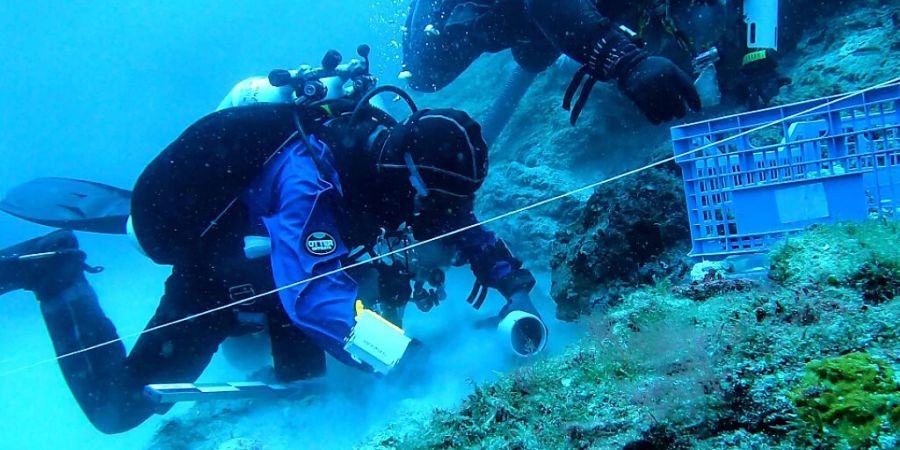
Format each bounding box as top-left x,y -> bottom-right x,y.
305,232 -> 337,256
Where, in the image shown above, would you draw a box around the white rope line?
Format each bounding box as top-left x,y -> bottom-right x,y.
2,77 -> 898,378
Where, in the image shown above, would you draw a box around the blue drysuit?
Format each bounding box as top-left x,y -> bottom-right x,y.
243,136 -> 513,367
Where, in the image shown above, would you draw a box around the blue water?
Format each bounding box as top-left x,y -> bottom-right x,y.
0,1 -> 415,447
5,1 -> 894,448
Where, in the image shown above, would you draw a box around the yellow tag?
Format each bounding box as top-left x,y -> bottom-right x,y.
355,299 -> 365,320
742,50 -> 768,66
320,104 -> 334,116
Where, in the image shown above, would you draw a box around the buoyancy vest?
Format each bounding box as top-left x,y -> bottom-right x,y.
130,100 -> 391,266
131,103 -> 300,265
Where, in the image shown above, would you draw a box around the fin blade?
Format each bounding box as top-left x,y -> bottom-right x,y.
0,177 -> 132,234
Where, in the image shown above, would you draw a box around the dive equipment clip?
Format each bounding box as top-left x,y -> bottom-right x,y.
693,46 -> 722,107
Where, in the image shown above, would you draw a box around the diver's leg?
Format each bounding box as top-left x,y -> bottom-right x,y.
48,266 -> 234,433
38,278 -> 145,434
0,231 -> 235,433
115,265 -> 237,424
266,302 -> 326,382
0,232 -> 124,407
0,230 -> 146,433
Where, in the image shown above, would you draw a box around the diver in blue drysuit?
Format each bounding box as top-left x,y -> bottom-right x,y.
243,106 -> 539,367
402,0 -> 805,124
0,100 -> 542,433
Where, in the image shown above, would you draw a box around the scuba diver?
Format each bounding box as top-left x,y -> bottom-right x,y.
0,46 -> 546,434
402,0 -> 797,125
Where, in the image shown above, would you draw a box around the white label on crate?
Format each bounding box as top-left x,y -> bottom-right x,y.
775,183 -> 829,224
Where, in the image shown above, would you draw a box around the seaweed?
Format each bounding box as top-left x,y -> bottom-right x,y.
360,224 -> 900,450
791,352 -> 900,447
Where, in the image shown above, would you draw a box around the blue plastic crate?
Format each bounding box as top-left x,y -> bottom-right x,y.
672,82 -> 900,258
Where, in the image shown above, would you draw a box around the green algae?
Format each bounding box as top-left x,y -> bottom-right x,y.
791,352 -> 900,447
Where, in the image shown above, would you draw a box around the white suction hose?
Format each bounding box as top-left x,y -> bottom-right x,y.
497,310 -> 548,357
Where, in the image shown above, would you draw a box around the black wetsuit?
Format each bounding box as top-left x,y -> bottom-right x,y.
403,0 -> 812,95
40,256 -> 324,433
35,106 -> 327,434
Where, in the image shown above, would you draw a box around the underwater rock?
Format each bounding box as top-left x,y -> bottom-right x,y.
475,161 -> 582,263
689,261 -> 733,283
410,51 -> 674,267
673,261 -> 759,302
622,423 -> 689,450
361,220 -> 900,450
778,0 -> 900,103
769,221 -> 900,305
549,165 -> 691,321
672,278 -> 757,303
476,64 -> 674,267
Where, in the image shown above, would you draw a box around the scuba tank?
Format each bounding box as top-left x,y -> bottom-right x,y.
217,45 -> 378,111
216,77 -> 295,111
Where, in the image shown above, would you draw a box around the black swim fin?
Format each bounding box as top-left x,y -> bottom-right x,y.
0,177 -> 131,234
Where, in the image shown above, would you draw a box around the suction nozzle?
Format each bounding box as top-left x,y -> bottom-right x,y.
498,311 -> 548,357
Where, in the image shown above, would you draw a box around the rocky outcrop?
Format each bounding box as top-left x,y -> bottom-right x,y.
549,164 -> 691,321
360,221 -> 900,450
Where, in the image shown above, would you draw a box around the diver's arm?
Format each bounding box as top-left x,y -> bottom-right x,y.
524,0 -> 700,124
460,231 -> 539,315
254,144 -> 364,369
523,0 -> 614,63
414,204 -> 538,310
402,0 -> 553,92
412,203 -> 547,355
441,210 -> 548,354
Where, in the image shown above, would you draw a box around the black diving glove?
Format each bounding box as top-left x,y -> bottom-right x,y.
735,49 -> 792,110
495,268 -> 539,316
564,28 -> 701,125
473,283 -> 548,357
617,56 -> 703,125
